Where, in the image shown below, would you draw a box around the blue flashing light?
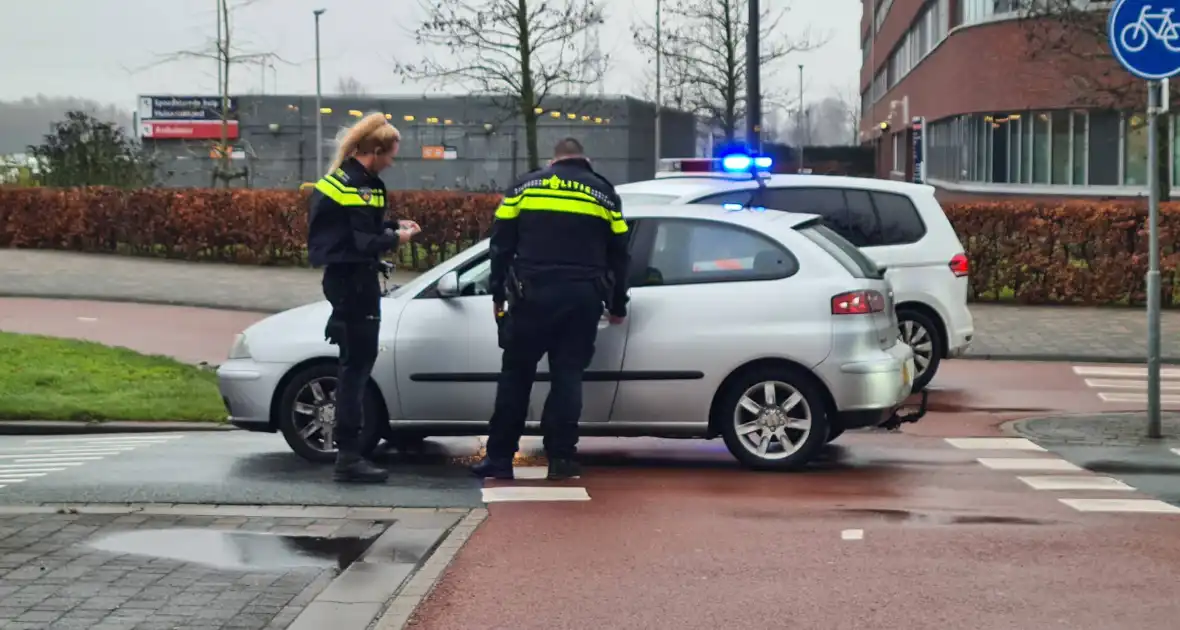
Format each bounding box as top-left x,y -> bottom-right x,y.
718,153 -> 773,173
720,155 -> 752,172
722,203 -> 743,211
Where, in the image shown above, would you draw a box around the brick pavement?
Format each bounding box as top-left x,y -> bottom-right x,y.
0,511 -> 385,630
3,248 -> 1180,361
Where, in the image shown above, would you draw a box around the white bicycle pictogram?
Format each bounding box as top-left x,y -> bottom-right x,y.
1120,5 -> 1180,53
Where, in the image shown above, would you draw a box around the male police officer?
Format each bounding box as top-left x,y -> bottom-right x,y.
470,138 -> 630,481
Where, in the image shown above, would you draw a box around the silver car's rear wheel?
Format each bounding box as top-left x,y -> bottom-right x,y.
277,363 -> 383,464
732,381 -> 812,460
716,366 -> 830,471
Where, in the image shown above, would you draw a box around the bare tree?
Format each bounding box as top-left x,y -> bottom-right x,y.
144,0 -> 287,187
1019,0 -> 1168,198
633,0 -> 824,141
835,83 -> 861,146
396,0 -> 607,171
336,76 -> 368,96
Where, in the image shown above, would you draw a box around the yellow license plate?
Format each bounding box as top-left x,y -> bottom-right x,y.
902,361 -> 911,385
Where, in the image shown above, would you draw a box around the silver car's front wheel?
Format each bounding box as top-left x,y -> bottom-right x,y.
277,363 -> 383,464
717,367 -> 830,471
291,377 -> 338,455
732,381 -> 812,460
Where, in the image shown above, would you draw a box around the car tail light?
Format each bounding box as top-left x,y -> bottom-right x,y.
831,290 -> 886,315
949,253 -> 969,277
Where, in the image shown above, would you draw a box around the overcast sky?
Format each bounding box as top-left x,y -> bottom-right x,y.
0,0 -> 861,112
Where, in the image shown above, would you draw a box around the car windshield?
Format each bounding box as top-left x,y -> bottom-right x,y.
799,223 -> 884,279
618,192 -> 678,206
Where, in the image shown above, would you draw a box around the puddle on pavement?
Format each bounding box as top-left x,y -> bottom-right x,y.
1084,460 -> 1180,475
836,508 -> 1051,526
86,528 -> 379,572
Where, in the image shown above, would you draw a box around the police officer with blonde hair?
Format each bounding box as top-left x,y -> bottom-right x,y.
307,113 -> 421,483
470,137 -> 630,481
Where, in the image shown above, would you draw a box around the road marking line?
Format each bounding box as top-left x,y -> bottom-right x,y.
1017,475 -> 1134,491
841,529 -> 864,541
1059,498 -> 1180,513
1171,448 -> 1180,458
0,478 -> 33,483
512,467 -> 567,480
1072,366 -> 1180,378
12,457 -> 104,464
945,437 -> 1045,451
1098,392 -> 1180,404
0,465 -> 76,471
25,435 -> 184,444
977,457 -> 1082,471
0,454 -> 110,460
1084,379 -> 1180,391
0,446 -> 137,453
77,317 -> 97,322
481,487 -> 591,502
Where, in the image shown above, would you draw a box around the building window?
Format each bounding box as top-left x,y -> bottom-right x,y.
1124,112 -> 1149,186
937,0 -> 949,38
892,132 -> 902,173
1020,115 -> 1032,183
1072,111 -> 1088,185
1008,117 -> 1021,184
1051,111 -> 1070,184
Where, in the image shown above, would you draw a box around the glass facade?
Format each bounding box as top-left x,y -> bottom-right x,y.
927,109 -> 1180,189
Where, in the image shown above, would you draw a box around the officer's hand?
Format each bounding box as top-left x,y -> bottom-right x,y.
494,301 -> 505,318
608,315 -> 625,325
398,220 -> 422,236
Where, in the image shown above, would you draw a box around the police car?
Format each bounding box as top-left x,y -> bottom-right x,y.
615,155 -> 972,391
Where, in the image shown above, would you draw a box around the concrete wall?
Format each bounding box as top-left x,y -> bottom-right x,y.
144,94 -> 699,191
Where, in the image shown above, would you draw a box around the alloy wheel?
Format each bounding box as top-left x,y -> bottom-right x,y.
732,380 -> 813,460
900,319 -> 934,378
292,377 -> 338,454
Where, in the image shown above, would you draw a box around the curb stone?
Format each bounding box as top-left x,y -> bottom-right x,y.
371,508 -> 489,630
0,420 -> 235,435
958,353 -> 1180,364
1008,411 -> 1180,446
0,291 -> 285,314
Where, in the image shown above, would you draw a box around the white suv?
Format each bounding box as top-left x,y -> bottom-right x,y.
616,159 -> 972,390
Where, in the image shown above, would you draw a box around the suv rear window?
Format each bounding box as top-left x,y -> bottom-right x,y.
799,223 -> 884,279
755,187 -> 926,247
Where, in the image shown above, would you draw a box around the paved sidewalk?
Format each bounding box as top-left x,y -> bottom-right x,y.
0,504 -> 474,630
3,249 -> 1180,361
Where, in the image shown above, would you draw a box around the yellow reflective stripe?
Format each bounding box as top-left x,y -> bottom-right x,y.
495,203 -> 520,219
323,174 -> 358,192
517,195 -> 608,220
610,218 -> 629,234
534,187 -> 602,205
314,178 -> 383,207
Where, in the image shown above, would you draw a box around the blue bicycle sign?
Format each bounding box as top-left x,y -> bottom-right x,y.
1110,0 -> 1180,79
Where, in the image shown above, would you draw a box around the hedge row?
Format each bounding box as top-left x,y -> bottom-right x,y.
2,186 -> 1180,306
0,187 -> 500,270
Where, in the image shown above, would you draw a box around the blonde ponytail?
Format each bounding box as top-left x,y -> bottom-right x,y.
327,112 -> 401,175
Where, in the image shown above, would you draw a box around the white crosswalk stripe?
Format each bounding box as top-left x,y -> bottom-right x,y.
0,434 -> 184,488
1073,365 -> 1180,406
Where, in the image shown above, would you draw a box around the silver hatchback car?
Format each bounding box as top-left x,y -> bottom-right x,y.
217,204 -> 920,471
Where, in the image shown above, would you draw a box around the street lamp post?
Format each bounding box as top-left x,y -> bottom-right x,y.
314,8 -> 326,176
654,0 -> 662,172
745,0 -> 760,151
797,64 -> 805,172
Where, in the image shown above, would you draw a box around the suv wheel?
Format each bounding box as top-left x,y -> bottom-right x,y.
897,308 -> 942,391
277,363 -> 383,464
715,366 -> 830,471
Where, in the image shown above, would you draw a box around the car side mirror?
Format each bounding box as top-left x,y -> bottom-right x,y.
436,271 -> 460,298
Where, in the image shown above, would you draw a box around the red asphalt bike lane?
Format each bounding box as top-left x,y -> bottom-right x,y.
411,429 -> 1180,630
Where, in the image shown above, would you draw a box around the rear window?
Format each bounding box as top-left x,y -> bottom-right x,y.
618,192 -> 678,206
800,223 -> 884,279
868,191 -> 926,245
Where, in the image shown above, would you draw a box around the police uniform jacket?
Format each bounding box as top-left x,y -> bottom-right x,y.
488,157 -> 630,316
307,157 -> 399,268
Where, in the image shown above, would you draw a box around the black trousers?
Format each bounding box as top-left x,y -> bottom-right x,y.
322,263 -> 381,453
485,280 -> 603,461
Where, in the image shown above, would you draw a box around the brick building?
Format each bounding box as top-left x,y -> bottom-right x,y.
859,0 -> 1178,196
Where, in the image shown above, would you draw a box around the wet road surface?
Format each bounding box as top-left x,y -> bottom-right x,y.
410,429 -> 1180,630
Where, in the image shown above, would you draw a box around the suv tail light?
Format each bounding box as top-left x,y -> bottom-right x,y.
831,290 -> 886,315
949,253 -> 969,277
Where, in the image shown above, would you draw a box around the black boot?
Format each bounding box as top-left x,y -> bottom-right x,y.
334,451 -> 388,483
470,457 -> 514,480
546,458 -> 581,481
